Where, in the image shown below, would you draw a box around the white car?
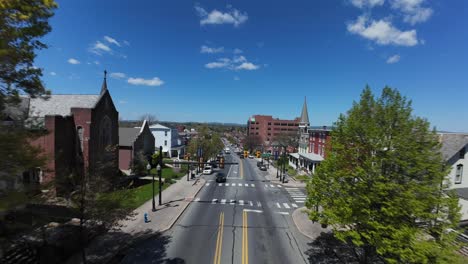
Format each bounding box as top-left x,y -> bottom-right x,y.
203,165 -> 213,175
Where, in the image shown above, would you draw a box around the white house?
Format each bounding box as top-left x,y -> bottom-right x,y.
149,123 -> 185,158
440,133 -> 468,223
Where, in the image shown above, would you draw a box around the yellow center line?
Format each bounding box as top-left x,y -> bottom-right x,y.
240,160 -> 244,179
242,210 -> 249,264
213,212 -> 224,264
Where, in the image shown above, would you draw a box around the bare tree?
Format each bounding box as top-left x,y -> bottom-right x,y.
139,113 -> 157,125
244,135 -> 262,152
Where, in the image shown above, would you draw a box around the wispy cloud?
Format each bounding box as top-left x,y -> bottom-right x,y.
350,0 -> 384,9
110,72 -> 127,79
391,0 -> 433,25
205,55 -> 260,71
67,58 -> 80,64
233,48 -> 243,54
347,15 -> 418,46
195,4 -> 248,27
50,71 -> 57,76
89,41 -> 112,55
127,77 -> 164,86
200,45 -> 224,54
104,35 -> 121,46
386,54 -> 401,64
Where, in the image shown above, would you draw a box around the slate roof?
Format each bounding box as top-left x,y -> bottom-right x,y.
455,188 -> 468,200
439,133 -> 468,160
299,97 -> 310,125
119,127 -> 141,147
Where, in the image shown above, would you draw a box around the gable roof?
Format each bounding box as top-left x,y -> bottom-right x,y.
119,127 -> 141,147
149,123 -> 170,130
439,133 -> 468,160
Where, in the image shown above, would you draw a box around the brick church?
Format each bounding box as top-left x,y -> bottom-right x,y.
1,72 -> 119,195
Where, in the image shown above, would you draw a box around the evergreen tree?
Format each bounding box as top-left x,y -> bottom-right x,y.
307,87 -> 462,263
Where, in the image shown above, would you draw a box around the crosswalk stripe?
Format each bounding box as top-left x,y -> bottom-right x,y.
225,183 -> 229,186
283,203 -> 290,209
276,212 -> 289,215
285,187 -> 299,189
218,183 -> 222,186
249,201 -> 253,206
251,184 -> 255,187
194,198 -> 200,202
212,199 -> 217,203
291,195 -> 306,198
230,199 -> 236,204
244,183 -> 248,187
277,185 -> 282,188
294,198 -> 306,200
296,201 -> 305,203
221,199 -> 226,204
205,183 -> 210,186
276,202 -> 281,208
270,184 -> 275,188
257,201 -> 262,207
239,200 -> 244,205
292,203 -> 298,208
238,183 -> 242,187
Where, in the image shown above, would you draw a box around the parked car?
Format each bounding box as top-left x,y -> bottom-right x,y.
239,155 -> 244,159
259,164 -> 267,171
203,165 -> 213,175
257,161 -> 263,167
210,161 -> 218,168
216,172 -> 227,183
248,155 -> 254,159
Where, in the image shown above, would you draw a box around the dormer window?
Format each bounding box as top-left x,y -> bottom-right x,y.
455,164 -> 463,184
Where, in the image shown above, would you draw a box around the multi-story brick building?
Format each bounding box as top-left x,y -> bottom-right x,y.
246,115 -> 301,146
308,126 -> 332,158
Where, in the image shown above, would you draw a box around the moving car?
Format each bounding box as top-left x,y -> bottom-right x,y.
248,155 -> 254,159
259,164 -> 267,171
257,161 -> 263,167
239,154 -> 244,159
203,165 -> 213,175
215,172 -> 227,183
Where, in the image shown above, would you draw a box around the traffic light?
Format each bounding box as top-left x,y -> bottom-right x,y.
220,157 -> 225,169
244,150 -> 248,158
256,151 -> 261,158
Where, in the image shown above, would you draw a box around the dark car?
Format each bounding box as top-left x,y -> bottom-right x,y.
257,161 -> 264,167
259,164 -> 267,171
216,172 -> 227,183
239,155 -> 244,159
210,162 -> 218,168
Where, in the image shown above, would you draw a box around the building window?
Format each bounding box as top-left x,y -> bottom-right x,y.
165,131 -> 168,137
460,147 -> 466,159
164,140 -> 167,146
77,126 -> 84,151
268,122 -> 271,125
455,164 -> 463,184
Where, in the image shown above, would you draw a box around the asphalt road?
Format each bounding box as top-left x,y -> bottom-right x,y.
121,150 -> 312,264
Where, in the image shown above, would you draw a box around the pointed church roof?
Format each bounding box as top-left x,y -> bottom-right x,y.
299,97 -> 309,125
100,70 -> 108,94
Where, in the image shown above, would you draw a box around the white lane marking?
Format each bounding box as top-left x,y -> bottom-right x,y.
225,183 -> 230,186
291,195 -> 306,198
251,184 -> 255,187
257,201 -> 262,207
221,199 -> 226,204
276,211 -> 290,215
239,200 -> 244,205
296,201 -> 305,203
292,203 -> 298,208
277,185 -> 282,188
249,201 -> 253,206
243,209 -> 263,213
212,199 -> 218,203
205,183 -> 210,186
294,198 -> 307,200
230,199 -> 236,205
283,203 -> 290,209
276,202 -> 281,208
238,183 -> 242,187
194,198 -> 200,202
233,171 -> 237,174
218,183 -> 222,186
270,184 -> 275,188
264,184 -> 268,188
244,183 -> 248,187
285,187 -> 299,189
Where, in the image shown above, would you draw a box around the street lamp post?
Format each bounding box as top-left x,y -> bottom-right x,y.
158,146 -> 163,206
147,163 -> 156,212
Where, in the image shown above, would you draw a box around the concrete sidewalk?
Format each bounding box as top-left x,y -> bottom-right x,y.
292,207 -> 331,240
66,174 -> 205,264
254,158 -> 307,188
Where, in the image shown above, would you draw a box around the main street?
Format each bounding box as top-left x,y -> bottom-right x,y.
121,149 -> 312,264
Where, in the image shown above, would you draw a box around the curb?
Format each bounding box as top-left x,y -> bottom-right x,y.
292,207 -> 315,240
160,177 -> 206,232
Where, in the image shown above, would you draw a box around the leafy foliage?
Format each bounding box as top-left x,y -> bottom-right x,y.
187,126 -> 224,161
306,87 -> 462,263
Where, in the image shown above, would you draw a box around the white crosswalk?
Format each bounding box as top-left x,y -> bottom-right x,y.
192,198 -> 299,210
204,183 -> 285,190
285,187 -> 307,204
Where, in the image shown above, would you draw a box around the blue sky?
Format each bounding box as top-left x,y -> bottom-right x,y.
35,0 -> 468,131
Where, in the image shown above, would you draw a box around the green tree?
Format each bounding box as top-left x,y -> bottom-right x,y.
306,87 -> 462,263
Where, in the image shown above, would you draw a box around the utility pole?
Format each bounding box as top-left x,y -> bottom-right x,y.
158,146 -> 162,206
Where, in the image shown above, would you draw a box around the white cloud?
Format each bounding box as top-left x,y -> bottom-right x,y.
50,71 -> 57,76
201,45 -> 224,54
110,72 -> 126,79
127,77 -> 164,86
67,58 -> 80,64
391,0 -> 432,25
123,40 -> 130,46
386,54 -> 401,64
205,59 -> 230,69
104,36 -> 121,46
233,55 -> 246,63
347,15 -> 418,46
350,0 -> 385,8
236,62 -> 260,70
233,48 -> 243,54
90,41 -> 112,55
195,5 -> 248,27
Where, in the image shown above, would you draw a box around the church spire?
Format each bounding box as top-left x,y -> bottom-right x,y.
299,96 -> 309,126
100,70 -> 108,94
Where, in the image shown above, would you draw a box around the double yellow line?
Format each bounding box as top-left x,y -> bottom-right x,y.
242,210 -> 249,264
213,212 -> 225,264
239,159 -> 244,179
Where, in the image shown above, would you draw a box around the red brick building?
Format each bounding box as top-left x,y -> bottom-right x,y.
308,126 -> 332,158
119,120 -> 155,172
246,115 -> 301,145
2,73 -> 119,194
